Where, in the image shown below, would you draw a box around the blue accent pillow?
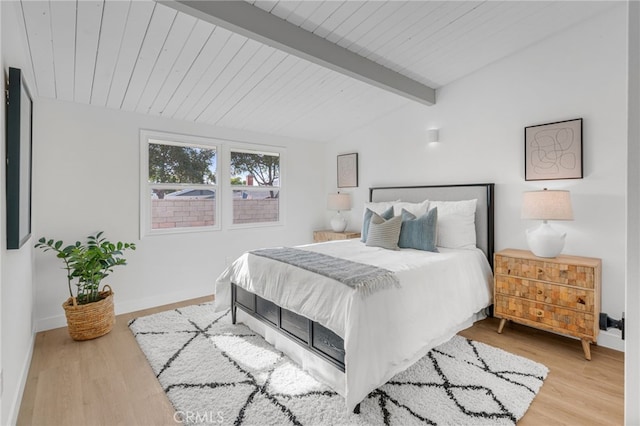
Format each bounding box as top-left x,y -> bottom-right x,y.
398,208 -> 438,252
361,206 -> 394,242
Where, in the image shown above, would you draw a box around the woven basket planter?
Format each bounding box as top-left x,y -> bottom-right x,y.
62,285 -> 115,341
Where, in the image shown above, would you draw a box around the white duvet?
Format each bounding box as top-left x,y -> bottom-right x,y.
215,239 -> 493,411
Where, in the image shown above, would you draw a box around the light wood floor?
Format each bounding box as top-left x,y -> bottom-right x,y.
18,297 -> 624,425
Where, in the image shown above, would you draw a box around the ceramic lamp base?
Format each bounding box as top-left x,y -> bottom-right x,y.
330,213 -> 347,232
526,221 -> 566,258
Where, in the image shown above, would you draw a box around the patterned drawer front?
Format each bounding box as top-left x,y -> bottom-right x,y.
495,276 -> 594,312
495,295 -> 595,338
495,255 -> 595,289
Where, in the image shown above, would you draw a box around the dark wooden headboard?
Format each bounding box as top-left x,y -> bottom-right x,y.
369,183 -> 495,266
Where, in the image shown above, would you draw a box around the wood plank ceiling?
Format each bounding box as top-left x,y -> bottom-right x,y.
18,0 -> 615,142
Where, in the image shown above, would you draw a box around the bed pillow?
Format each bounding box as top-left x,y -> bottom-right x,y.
429,199 -> 477,249
362,200 -> 399,216
392,199 -> 430,217
365,212 -> 402,250
398,208 -> 438,252
361,206 -> 394,242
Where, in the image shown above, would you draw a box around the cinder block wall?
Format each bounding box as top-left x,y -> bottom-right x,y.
151,198 -> 279,228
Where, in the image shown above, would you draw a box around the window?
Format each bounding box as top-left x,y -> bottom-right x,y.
141,131 -> 219,236
140,131 -> 283,235
230,149 -> 280,225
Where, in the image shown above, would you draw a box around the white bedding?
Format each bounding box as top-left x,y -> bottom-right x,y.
215,239 -> 493,411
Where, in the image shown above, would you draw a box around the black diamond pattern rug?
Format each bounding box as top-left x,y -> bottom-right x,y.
129,303 -> 548,425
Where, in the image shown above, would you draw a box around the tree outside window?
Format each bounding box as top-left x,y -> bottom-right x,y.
230,150 -> 280,225
148,140 -> 217,230
141,131 -> 282,235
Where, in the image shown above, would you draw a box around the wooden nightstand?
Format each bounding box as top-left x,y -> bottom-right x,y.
493,249 -> 601,360
313,230 -> 361,243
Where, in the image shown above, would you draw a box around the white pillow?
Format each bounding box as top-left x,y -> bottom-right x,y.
429,199 -> 477,249
392,200 -> 429,217
362,200 -> 399,219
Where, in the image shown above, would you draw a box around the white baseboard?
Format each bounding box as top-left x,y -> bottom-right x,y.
35,287 -> 213,332
7,332 -> 35,426
35,313 -> 67,331
598,329 -> 625,352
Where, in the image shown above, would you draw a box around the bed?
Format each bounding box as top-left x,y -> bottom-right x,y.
215,183 -> 495,412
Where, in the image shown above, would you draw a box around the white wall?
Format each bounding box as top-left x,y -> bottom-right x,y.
1,1 -> 4,419
1,2 -> 37,425
1,2 -> 4,421
626,1 -> 639,423
327,4 -> 627,351
33,98 -> 327,330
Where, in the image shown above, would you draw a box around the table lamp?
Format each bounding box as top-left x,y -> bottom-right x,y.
521,188 -> 573,258
327,193 -> 351,232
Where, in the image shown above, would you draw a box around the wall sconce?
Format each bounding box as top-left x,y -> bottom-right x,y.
426,129 -> 440,144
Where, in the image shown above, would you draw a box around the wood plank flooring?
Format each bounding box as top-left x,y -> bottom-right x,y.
458,319 -> 624,425
17,297 -> 624,425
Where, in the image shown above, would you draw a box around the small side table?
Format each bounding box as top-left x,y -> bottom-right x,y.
313,230 -> 361,243
494,248 -> 601,360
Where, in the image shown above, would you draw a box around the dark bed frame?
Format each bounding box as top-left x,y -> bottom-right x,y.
230,183 -> 495,375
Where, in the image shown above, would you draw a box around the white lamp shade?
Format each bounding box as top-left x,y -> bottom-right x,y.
522,189 -> 572,258
521,189 -> 573,221
327,193 -> 351,211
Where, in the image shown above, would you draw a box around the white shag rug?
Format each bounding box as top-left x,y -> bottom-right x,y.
129,303 -> 548,425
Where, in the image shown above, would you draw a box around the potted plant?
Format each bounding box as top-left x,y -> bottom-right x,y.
35,231 -> 136,340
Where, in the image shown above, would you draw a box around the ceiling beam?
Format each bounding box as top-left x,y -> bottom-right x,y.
158,0 -> 436,106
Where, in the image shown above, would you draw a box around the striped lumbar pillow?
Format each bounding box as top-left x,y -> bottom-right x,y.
366,212 -> 402,250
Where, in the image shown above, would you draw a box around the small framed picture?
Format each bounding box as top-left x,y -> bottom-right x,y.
337,153 -> 358,188
525,118 -> 583,181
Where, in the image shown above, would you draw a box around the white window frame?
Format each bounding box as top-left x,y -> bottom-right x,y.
226,144 -> 285,230
140,130 -> 221,238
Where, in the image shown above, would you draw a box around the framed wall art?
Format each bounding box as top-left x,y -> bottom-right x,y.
524,118 -> 583,181
337,153 -> 358,188
6,67 -> 34,249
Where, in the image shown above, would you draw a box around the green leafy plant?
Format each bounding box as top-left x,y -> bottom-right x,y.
35,232 -> 136,305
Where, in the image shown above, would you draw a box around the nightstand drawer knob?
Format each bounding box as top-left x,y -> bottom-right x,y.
577,297 -> 586,305
536,310 -> 544,317
537,289 -> 543,295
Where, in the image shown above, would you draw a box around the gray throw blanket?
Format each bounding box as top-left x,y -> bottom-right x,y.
250,247 -> 399,296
